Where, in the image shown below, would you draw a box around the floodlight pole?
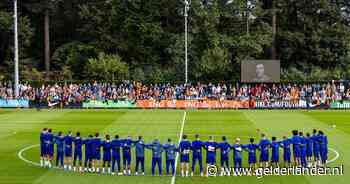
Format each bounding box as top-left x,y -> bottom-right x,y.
184,0 -> 190,84
246,0 -> 249,35
13,0 -> 19,97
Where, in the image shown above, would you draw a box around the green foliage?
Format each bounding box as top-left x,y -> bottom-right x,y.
130,67 -> 146,81
21,67 -> 44,81
51,42 -> 100,79
85,53 -> 129,81
281,65 -> 345,82
61,66 -> 73,81
0,0 -> 350,82
196,47 -> 231,80
0,8 -> 34,82
0,10 -> 34,65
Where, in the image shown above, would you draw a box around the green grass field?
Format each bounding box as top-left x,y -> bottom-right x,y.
0,109 -> 349,184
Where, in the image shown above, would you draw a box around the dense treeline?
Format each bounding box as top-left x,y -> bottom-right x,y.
0,0 -> 349,82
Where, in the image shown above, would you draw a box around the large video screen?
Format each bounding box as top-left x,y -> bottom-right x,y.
241,60 -> 280,83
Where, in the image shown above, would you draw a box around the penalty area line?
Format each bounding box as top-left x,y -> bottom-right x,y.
171,111 -> 186,184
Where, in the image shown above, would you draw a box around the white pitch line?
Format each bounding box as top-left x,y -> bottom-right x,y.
327,148 -> 339,164
18,144 -> 41,167
171,111 -> 186,184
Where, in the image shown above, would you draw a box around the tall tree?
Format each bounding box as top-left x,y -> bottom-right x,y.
0,0 -> 349,81
22,0 -> 62,79
0,1 -> 33,80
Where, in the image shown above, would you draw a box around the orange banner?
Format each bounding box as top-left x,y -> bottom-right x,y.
136,100 -> 250,109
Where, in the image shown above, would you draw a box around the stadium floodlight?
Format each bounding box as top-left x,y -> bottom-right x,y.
13,0 -> 19,97
225,0 -> 253,35
226,0 -> 234,5
184,0 -> 190,84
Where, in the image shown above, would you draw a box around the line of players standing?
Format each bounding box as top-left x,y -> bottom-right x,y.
40,128 -> 328,176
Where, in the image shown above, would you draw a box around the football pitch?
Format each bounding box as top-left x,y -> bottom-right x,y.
0,109 -> 349,184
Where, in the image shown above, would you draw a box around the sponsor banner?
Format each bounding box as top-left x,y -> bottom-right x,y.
29,100 -> 82,108
255,100 -> 308,108
83,100 -> 136,108
136,100 -> 250,109
330,101 -> 350,109
0,99 -> 29,108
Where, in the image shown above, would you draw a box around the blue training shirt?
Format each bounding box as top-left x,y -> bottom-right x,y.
291,135 -> 301,153
55,136 -> 65,152
306,137 -> 313,156
179,139 -> 191,156
218,141 -> 231,159
281,138 -> 292,154
40,132 -> 46,147
147,140 -> 163,158
232,143 -> 244,160
103,140 -> 112,155
121,138 -> 133,156
84,138 -> 93,156
111,139 -> 122,156
64,135 -> 73,151
74,136 -> 83,153
134,140 -> 145,158
163,143 -> 177,160
299,136 -> 307,158
271,141 -> 280,160
191,140 -> 203,157
259,138 -> 271,156
204,141 -> 218,159
244,143 -> 259,160
311,134 -> 320,153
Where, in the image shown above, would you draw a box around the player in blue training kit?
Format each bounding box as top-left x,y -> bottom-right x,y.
204,136 -> 218,177
318,131 -> 328,166
146,139 -> 164,176
305,133 -> 313,166
232,138 -> 244,175
299,132 -> 307,167
218,136 -> 231,176
258,134 -> 271,167
191,134 -> 204,176
111,135 -> 122,175
259,133 -> 271,167
92,133 -> 102,173
102,135 -> 112,174
121,136 -> 133,175
73,132 -> 83,172
64,131 -> 73,171
40,128 -> 48,167
311,129 -> 321,166
244,138 -> 259,168
270,137 -> 281,167
163,138 -> 177,176
291,130 -> 301,166
179,135 -> 191,177
47,129 -> 54,168
55,132 -> 65,168
134,136 -> 146,175
280,136 -> 292,167
83,135 -> 93,172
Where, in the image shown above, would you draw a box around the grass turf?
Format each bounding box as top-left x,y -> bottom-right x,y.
0,109 -> 348,184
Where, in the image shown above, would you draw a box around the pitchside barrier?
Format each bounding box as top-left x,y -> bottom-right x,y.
0,99 -> 348,109
0,99 -> 29,108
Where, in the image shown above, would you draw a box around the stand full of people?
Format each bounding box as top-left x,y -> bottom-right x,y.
1,81 -> 349,106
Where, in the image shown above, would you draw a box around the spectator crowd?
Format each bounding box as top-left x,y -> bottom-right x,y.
1,81 -> 350,105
